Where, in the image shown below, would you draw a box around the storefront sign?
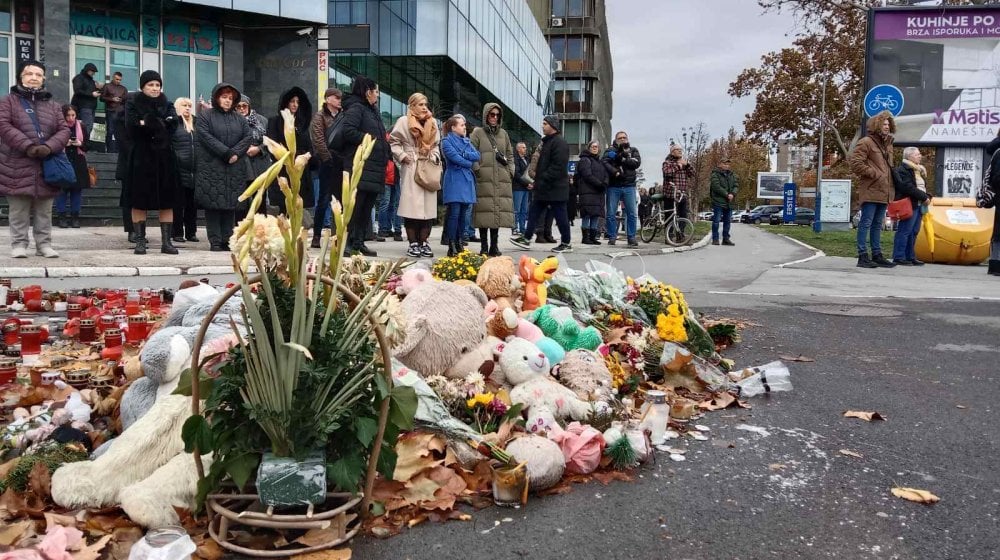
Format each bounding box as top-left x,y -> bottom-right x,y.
257,58 -> 308,69
782,183 -> 797,222
163,20 -> 220,56
819,179 -> 852,223
70,12 -> 139,45
141,16 -> 160,49
16,37 -> 35,62
943,157 -> 979,197
317,50 -> 328,72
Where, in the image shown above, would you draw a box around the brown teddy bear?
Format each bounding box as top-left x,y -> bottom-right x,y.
477,256 -> 522,339
552,349 -> 614,403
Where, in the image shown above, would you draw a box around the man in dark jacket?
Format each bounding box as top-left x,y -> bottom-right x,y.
511,116 -> 572,253
71,63 -> 101,130
602,130 -> 642,247
512,141 -> 532,235
101,72 -> 127,153
309,87 -> 343,248
339,75 -> 389,257
709,158 -> 739,246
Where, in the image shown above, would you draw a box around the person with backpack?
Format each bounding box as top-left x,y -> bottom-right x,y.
389,92 -> 441,258
309,87 -> 342,248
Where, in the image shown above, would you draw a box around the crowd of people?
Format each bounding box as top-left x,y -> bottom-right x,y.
2,59 -> 720,260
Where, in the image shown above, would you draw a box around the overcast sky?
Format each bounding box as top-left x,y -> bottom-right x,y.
606,0 -> 799,183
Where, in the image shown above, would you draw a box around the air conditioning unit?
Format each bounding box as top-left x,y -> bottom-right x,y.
550,17 -> 564,27
554,60 -> 563,71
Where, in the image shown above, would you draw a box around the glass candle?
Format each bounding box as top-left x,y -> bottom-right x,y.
20,285 -> 42,304
19,325 -> 41,356
149,291 -> 162,309
67,303 -> 83,319
24,299 -> 53,312
4,344 -> 21,359
104,328 -> 123,349
0,359 -> 17,385
40,371 -> 61,385
99,315 -> 115,333
639,390 -> 671,444
2,317 -> 20,346
491,464 -> 529,507
127,315 -> 147,343
79,319 -> 97,343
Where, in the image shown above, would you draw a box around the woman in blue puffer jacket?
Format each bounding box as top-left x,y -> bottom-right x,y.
441,114 -> 480,257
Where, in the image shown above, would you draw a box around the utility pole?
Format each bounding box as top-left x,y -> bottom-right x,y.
814,73 -> 827,233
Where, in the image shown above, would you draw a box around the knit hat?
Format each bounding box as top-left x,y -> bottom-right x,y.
324,87 -> 342,99
139,70 -> 162,89
543,115 -> 561,132
238,94 -> 251,106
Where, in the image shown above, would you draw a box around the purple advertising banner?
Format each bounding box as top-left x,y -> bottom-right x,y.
874,8 -> 1000,40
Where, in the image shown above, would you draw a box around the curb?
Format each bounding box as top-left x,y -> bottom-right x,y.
771,234 -> 825,268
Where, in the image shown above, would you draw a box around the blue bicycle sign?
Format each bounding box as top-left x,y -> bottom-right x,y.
864,84 -> 904,117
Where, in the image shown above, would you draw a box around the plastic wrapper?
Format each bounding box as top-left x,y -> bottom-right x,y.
547,260 -> 647,323
128,527 -> 196,560
657,341 -> 732,394
391,360 -> 482,443
733,361 -> 792,398
255,451 -> 327,506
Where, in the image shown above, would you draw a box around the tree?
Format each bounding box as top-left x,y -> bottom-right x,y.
701,128 -> 772,211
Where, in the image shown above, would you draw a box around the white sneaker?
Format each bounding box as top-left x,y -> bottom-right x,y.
36,245 -> 59,258
11,246 -> 27,258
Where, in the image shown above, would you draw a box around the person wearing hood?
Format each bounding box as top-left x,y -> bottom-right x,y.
171,97 -> 198,243
0,60 -> 71,258
195,83 -> 252,251
469,102 -> 515,256
849,110 -> 897,269
309,87 -> 343,248
266,86 -> 314,216
236,95 -> 270,180
124,70 -> 180,255
71,62 -> 101,130
389,92 -> 441,258
339,75 -> 389,257
709,157 -> 739,246
575,140 -> 614,245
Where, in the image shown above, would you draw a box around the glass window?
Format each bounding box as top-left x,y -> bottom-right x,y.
195,59 -> 218,104
549,37 -> 564,60
0,0 -> 10,33
565,37 -> 582,61
333,2 -> 350,24
0,36 -> 8,95
110,48 -> 139,91
352,0 -> 367,23
162,54 -> 190,100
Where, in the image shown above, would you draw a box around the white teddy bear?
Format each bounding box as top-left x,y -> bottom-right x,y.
495,337 -> 600,433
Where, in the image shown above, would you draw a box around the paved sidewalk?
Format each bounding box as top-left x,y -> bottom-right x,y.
0,225 -> 709,277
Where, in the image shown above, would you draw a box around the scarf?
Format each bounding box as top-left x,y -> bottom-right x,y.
902,158 -> 927,192
407,109 -> 436,155
246,110 -> 266,145
72,120 -> 84,155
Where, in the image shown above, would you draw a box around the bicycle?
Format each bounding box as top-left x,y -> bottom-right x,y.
867,94 -> 898,112
639,187 -> 694,246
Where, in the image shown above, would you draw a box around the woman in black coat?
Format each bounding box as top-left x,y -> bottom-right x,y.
55,104 -> 89,229
195,82 -> 252,251
339,75 -> 389,257
124,70 -> 179,255
575,140 -> 612,245
170,97 -> 198,243
266,86 -> 313,215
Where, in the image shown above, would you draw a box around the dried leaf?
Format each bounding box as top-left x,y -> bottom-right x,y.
393,432 -> 445,481
290,548 -> 352,560
768,463 -> 787,471
295,527 -> 340,548
0,520 -> 33,546
592,470 -> 634,485
192,536 -> 225,560
698,392 -> 736,411
72,533 -> 113,560
44,511 -> 78,528
28,461 -> 52,499
891,487 -> 940,504
843,410 -> 886,422
458,460 -> 493,494
425,465 -> 467,498
778,354 -> 815,362
85,511 -> 139,535
839,449 -> 863,458
403,474 -> 443,506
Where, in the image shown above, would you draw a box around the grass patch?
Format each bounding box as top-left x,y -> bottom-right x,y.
756,224 -> 895,257
693,221 -> 711,241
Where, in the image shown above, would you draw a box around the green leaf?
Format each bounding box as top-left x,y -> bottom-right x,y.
353,417 -> 378,447
327,453 -> 365,493
171,367 -> 216,397
388,385 -> 417,431
376,446 -> 398,480
225,452 -> 261,492
181,414 -> 214,454
369,501 -> 386,517
374,372 -> 390,399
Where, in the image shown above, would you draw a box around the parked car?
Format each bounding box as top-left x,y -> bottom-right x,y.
697,211 -> 713,221
851,210 -> 896,230
743,204 -> 784,224
769,207 -> 815,226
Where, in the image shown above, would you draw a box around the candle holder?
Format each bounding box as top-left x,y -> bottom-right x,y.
65,368 -> 92,389
79,319 -> 97,343
491,463 -> 529,508
19,324 -> 42,357
0,358 -> 17,385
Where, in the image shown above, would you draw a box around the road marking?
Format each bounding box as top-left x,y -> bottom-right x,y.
707,290 -> 1000,301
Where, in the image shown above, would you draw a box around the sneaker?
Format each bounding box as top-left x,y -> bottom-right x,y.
857,253 -> 877,269
711,240 -> 720,246
406,243 -> 422,258
722,239 -> 735,246
36,246 -> 59,258
872,253 -> 896,268
11,246 -> 28,258
393,232 -> 404,242
419,243 -> 434,258
893,259 -> 914,266
627,238 -> 639,248
552,243 -> 573,253
510,235 -> 531,250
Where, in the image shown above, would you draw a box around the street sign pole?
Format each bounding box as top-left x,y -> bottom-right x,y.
814,73 -> 827,233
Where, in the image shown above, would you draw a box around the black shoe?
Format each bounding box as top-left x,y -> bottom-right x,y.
356,243 -> 377,257
893,259 -> 914,266
857,252 -> 877,268
542,235 -> 557,244
56,213 -> 68,228
393,232 -> 404,242
910,258 -> 925,266
711,240 -> 720,246
311,235 -> 321,249
447,241 -> 459,257
722,239 -> 735,246
607,238 -> 617,246
375,233 -> 386,242
365,232 -> 376,242
590,229 -> 602,245
160,223 -> 179,255
171,236 -> 186,243
627,237 -> 639,248
133,221 -> 147,255
488,243 -> 502,257
440,236 -> 450,246
420,243 -> 434,258
186,235 -> 200,242
510,235 -> 531,250
872,253 -> 896,268
210,244 -> 227,252
70,213 -> 81,228
580,228 -> 592,245
407,243 -> 422,258
552,243 -> 573,253
468,234 -> 481,242
128,231 -> 138,245
989,260 -> 1000,276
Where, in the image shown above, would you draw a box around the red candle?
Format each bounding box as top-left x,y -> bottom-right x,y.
67,303 -> 83,319
19,324 -> 41,356
127,315 -> 147,344
20,285 -> 42,303
2,317 -> 20,345
25,299 -> 54,312
99,315 -> 115,333
0,359 -> 16,385
79,319 -> 97,343
104,328 -> 123,349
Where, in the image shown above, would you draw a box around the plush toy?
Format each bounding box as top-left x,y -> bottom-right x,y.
553,349 -> 614,403
531,305 -> 603,352
547,422 -> 606,475
477,256 -> 520,311
444,335 -> 501,380
495,337 -> 596,431
534,337 -> 565,367
393,281 -> 489,377
505,435 -> 566,491
518,255 -> 559,312
395,266 -> 434,297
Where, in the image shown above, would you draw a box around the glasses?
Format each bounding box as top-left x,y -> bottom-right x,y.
489,112 -> 500,117
616,136 -> 627,141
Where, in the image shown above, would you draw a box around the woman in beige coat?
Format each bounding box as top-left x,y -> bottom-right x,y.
390,93 -> 441,258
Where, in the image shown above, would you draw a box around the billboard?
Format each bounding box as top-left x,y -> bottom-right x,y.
866,6 -> 1000,145
757,172 -> 793,200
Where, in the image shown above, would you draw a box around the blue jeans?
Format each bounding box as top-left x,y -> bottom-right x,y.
606,185 -> 638,239
856,202 -> 887,255
581,215 -> 598,229
525,200 -> 571,244
378,183 -> 401,234
446,202 -> 470,242
78,108 -> 95,131
513,190 -> 530,232
106,111 -> 122,153
54,190 -> 82,213
712,205 -> 732,241
892,203 -> 921,261
463,204 -> 475,238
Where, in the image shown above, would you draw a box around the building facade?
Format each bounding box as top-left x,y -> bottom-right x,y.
325,0 -> 553,143
775,138 -> 817,175
2,0 -> 325,140
526,0 -> 613,156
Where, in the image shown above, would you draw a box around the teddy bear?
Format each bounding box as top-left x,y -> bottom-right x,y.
494,337 -> 598,432
518,255 -> 559,312
443,335 -> 501,380
530,305 -> 603,352
477,256 -> 521,311
393,280 -> 489,377
395,265 -> 434,297
552,349 -> 614,403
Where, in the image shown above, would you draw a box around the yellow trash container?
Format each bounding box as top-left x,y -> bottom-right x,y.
914,198 -> 995,265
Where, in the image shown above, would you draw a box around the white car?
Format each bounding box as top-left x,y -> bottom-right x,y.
697,211 -> 713,221
731,211 -> 747,222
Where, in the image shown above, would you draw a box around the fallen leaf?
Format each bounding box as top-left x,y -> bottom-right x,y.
85,511 -> 139,535
406,513 -> 428,528
28,461 -> 52,499
0,520 -> 33,546
72,533 -> 113,560
393,432 -> 445,481
44,511 -> 79,528
768,463 -> 786,471
402,474 -> 442,505
192,535 -> 224,560
425,465 -> 467,497
891,487 -> 940,505
779,354 -> 815,362
592,470 -> 633,485
105,526 -> 144,560
843,410 -> 886,422
457,460 -> 492,494
0,458 -> 19,482
698,392 -> 736,411
290,549 -> 352,560
295,527 -> 340,548
839,449 -> 863,458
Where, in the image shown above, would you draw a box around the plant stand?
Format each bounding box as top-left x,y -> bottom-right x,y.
189,274 -> 395,557
206,492 -> 361,557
